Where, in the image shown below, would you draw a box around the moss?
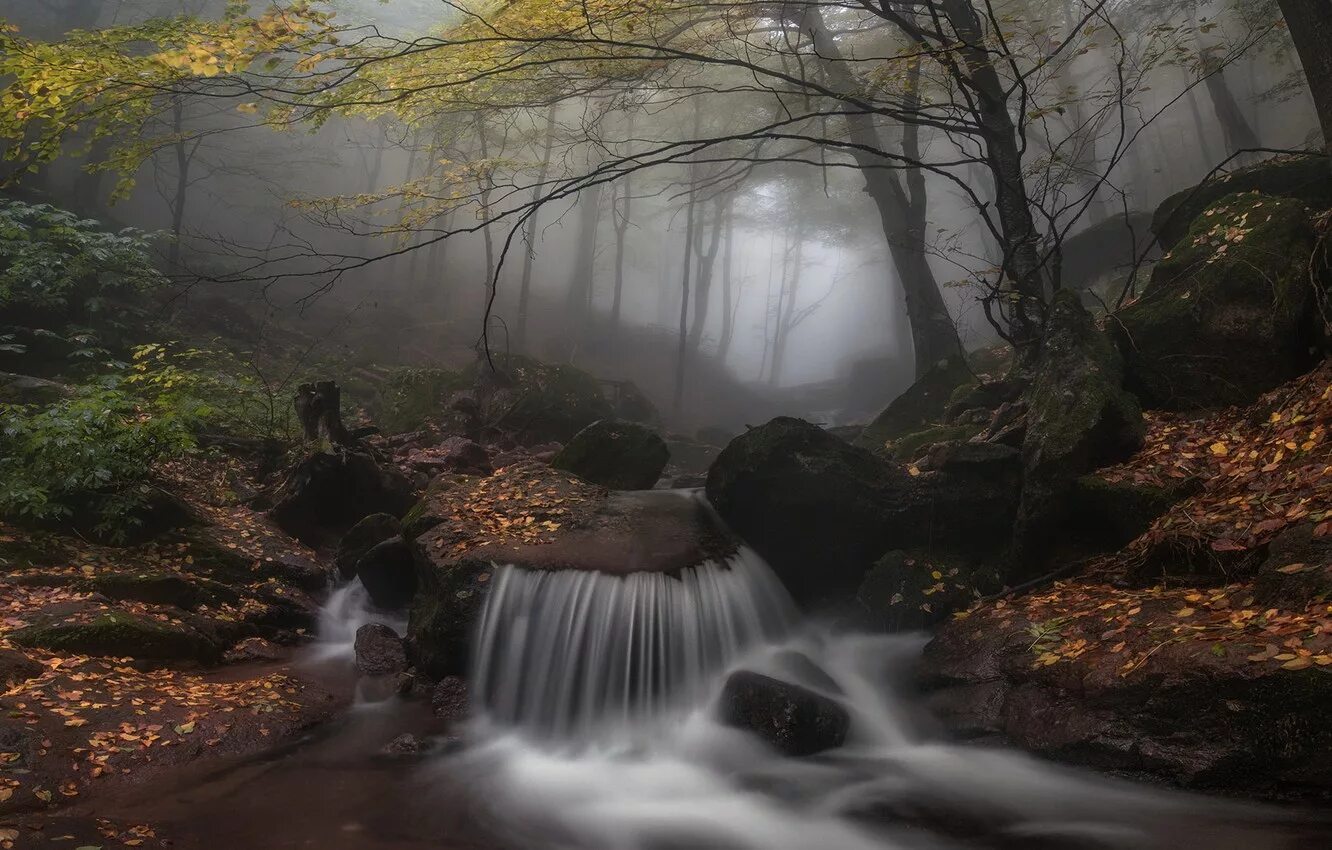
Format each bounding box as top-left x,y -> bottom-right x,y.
405,556 -> 493,678
10,611 -> 219,663
1069,475 -> 1192,549
82,571 -> 211,610
856,551 -> 990,631
375,367 -> 466,435
1119,193 -> 1318,409
946,381 -> 980,412
889,423 -> 982,462
1152,153 -> 1332,251
855,359 -> 973,456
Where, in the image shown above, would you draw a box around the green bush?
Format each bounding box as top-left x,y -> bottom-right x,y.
0,200 -> 163,372
0,378 -> 194,540
376,367 -> 464,434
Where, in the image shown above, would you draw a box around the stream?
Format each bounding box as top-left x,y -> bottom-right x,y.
75,556 -> 1324,850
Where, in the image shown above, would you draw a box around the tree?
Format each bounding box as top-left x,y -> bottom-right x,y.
1277,0 -> 1332,150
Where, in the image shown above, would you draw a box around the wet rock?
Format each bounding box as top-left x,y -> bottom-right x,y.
356,537 -> 418,610
81,571 -> 209,610
1151,153 -> 1332,250
431,676 -> 469,723
663,435 -> 721,474
223,637 -> 286,664
1066,475 -> 1200,551
10,610 -> 220,664
889,423 -> 982,463
383,733 -> 427,756
856,551 -> 990,631
262,552 -> 331,592
609,380 -> 659,425
354,623 -> 408,676
945,378 -> 1025,422
269,450 -> 416,546
855,360 -> 973,456
0,647 -> 43,686
1014,291 -> 1144,572
1254,523 -> 1332,609
1120,193 -> 1322,410
719,671 -> 849,757
335,513 -> 402,580
707,417 -> 903,602
551,419 -> 669,490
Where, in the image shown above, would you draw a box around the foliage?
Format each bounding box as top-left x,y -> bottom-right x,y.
126,341 -> 296,443
0,200 -> 163,370
375,366 -> 465,434
0,378 -> 195,540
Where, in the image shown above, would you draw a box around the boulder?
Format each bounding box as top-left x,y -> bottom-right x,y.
223,637 -> 286,664
551,420 -> 669,489
0,648 -> 43,686
375,367 -> 465,435
0,372 -> 70,406
856,551 -> 992,631
1253,523 -> 1332,609
354,623 -> 408,676
1014,292 -> 1144,571
468,355 -> 614,445
404,437 -> 492,477
407,463 -> 736,677
1066,475 -> 1200,551
854,360 -> 973,456
1151,153 -> 1332,251
608,380 -> 659,425
707,417 -> 904,602
335,513 -> 402,580
888,423 -> 982,463
269,450 -> 415,546
356,537 -> 418,610
1118,193 -> 1321,410
431,676 -> 469,723
81,571 -> 209,610
718,671 -> 849,757
10,610 -> 219,664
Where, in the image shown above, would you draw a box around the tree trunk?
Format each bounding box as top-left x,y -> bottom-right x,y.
167,98 -> 196,272
673,165 -> 699,412
687,194 -> 726,353
1278,0 -> 1332,152
718,203 -> 738,362
563,183 -> 603,358
610,176 -> 631,347
295,382 -> 353,447
768,227 -> 805,386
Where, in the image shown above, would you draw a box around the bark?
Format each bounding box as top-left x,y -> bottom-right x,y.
802,8 -> 966,376
475,116 -> 497,302
563,183 -> 603,355
717,203 -> 738,362
295,382 -> 353,447
517,106 -> 558,352
687,194 -> 727,353
166,98 -> 200,272
1200,48 -> 1261,157
768,227 -> 805,386
1278,0 -> 1332,153
673,165 -> 699,411
610,176 -> 631,346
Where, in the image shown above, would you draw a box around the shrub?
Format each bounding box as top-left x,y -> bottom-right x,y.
0,378 -> 194,540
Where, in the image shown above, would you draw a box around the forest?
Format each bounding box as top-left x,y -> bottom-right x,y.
0,0 -> 1331,848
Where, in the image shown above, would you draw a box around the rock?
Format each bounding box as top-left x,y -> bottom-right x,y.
382,733 -> 427,756
889,423 -> 982,463
1151,153 -> 1332,250
1254,523 -> 1332,609
0,648 -> 43,686
223,637 -> 286,664
469,355 -> 614,445
1066,475 -> 1200,551
354,623 -> 408,676
10,610 -> 219,664
1118,193 -> 1321,410
356,537 -> 418,610
431,676 -> 469,723
707,417 -> 903,602
945,379 -> 1025,422
551,419 -> 669,490
269,450 -> 416,546
408,463 -> 736,677
81,571 -> 209,610
404,437 -> 493,477
263,553 -> 331,592
980,400 -> 1028,446
1014,291 -> 1144,571
856,551 -> 988,631
921,609 -> 1332,798
608,380 -> 659,425
336,513 -> 402,580
0,372 -> 71,406
855,360 -> 973,456
718,671 -> 850,757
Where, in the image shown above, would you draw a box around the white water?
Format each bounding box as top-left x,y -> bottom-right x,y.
440,550 -> 1305,850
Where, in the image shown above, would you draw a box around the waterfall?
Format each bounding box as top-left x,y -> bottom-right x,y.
470,547 -> 797,738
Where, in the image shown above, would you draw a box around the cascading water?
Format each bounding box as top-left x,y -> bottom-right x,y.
471,546 -> 796,738
449,547 -> 1315,850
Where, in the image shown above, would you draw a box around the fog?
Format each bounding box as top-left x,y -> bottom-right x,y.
2,0 -> 1322,432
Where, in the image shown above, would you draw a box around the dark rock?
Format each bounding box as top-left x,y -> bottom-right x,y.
0,372 -> 71,406
82,571 -> 209,610
1254,523 -> 1332,609
336,513 -> 402,580
1151,153 -> 1332,251
945,378 -> 1025,422
10,610 -> 219,664
609,380 -> 659,425
856,551 -> 989,631
551,420 -> 669,490
223,637 -> 286,664
468,354 -> 614,445
382,733 -> 427,756
1014,292 -> 1144,572
269,450 -> 416,546
1067,475 -> 1200,551
707,417 -> 902,602
981,400 -> 1028,446
408,559 -> 494,679
437,437 -> 492,475
1118,193 -> 1321,410
431,676 -> 469,723
719,671 -> 850,757
855,360 -> 973,456
889,423 -> 983,463
356,537 -> 418,610
0,647 -> 43,686
354,623 -> 408,676
263,552 -> 331,592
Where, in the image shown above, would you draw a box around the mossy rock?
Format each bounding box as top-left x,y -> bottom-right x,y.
1119,193 -> 1320,410
406,557 -> 494,679
1067,475 -> 1199,550
467,354 -> 613,445
855,360 -> 973,456
551,420 -> 669,490
375,367 -> 466,435
1151,154 -> 1332,251
856,551 -> 992,631
335,513 -> 401,579
10,611 -> 220,663
80,571 -> 218,610
889,423 -> 983,463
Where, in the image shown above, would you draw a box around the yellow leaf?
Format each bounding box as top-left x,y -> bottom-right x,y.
1174,607 -> 1195,618
1282,657 -> 1313,671
1209,442 -> 1228,456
